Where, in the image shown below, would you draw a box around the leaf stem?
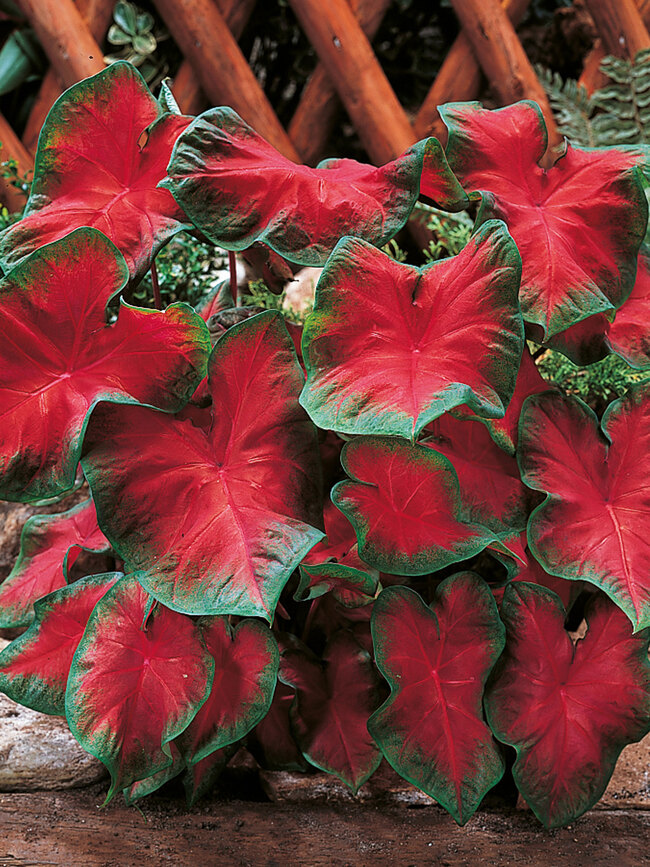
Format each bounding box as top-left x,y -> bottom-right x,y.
229,250 -> 238,306
151,259 -> 162,310
301,597 -> 321,642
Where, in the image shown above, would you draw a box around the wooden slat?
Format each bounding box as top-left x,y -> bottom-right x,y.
22,0 -> 114,154
414,0 -> 531,141
287,0 -> 415,165
288,0 -> 391,165
171,0 -> 257,116
448,0 -> 560,147
15,0 -> 105,90
580,0 -> 650,94
152,0 -> 299,161
0,112 -> 34,212
582,0 -> 650,60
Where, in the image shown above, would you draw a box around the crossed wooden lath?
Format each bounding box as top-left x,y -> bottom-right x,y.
3,0 -> 650,214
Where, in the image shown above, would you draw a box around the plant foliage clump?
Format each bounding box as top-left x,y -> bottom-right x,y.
0,61 -> 649,832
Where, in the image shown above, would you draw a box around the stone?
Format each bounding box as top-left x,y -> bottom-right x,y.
598,733 -> 650,809
0,641 -> 106,792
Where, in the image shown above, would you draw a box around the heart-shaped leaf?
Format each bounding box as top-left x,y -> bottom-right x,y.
300,221 -> 523,439
332,437 -> 497,576
549,252 -> 650,368
66,576 -> 214,802
424,413 -> 530,535
162,107 -> 468,267
0,572 -> 121,715
0,498 -> 109,628
175,617 -> 278,765
520,387 -> 650,630
439,100 -> 647,338
485,583 -> 650,828
0,228 -> 210,502
250,677 -> 306,771
82,310 -> 323,620
0,61 -> 190,281
369,577 -> 505,825
279,631 -> 382,792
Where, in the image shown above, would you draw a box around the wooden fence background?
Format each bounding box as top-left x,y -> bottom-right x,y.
2,0 -> 650,213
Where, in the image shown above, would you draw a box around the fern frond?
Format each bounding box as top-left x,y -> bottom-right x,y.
591,49 -> 650,145
537,65 -> 596,147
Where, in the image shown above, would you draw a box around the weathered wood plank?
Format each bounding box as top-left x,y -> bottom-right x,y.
0,789 -> 648,866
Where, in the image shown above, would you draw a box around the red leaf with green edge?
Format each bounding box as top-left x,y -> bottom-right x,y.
65,576 -> 214,803
297,501 -> 378,607
453,348 -> 550,454
162,108 -> 468,267
485,583 -> 650,828
439,100 -> 647,339
0,498 -> 109,628
300,221 -> 523,439
175,617 -> 278,765
183,744 -> 238,806
549,252 -> 650,368
0,61 -> 190,281
250,678 -> 306,771
82,310 -> 324,620
123,742 -> 185,805
368,576 -> 505,825
280,631 -> 382,792
520,387 -> 650,630
489,532 -> 573,609
423,413 -> 530,536
0,227 -> 210,503
0,572 -> 120,715
332,437 -> 497,576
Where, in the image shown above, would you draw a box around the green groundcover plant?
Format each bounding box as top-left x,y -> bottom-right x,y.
0,61 -> 650,829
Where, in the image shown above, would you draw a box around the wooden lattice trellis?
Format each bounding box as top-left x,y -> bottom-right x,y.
3,0 -> 650,214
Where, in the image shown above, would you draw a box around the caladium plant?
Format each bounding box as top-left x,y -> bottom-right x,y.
0,60 -> 649,831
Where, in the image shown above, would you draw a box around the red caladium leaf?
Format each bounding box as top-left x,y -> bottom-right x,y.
184,743 -> 238,806
82,310 -> 324,620
250,678 -> 306,771
162,107 -> 468,267
0,61 -> 190,281
453,348 -> 550,454
175,616 -> 278,765
549,252 -> 650,368
0,572 -> 120,715
485,583 -> 650,828
332,437 -> 497,576
424,413 -> 530,536
280,631 -> 382,792
0,228 -> 210,503
66,576 -> 214,802
369,576 -> 505,825
124,742 -> 185,805
439,100 -> 647,338
519,387 -> 650,630
300,221 -> 523,439
0,498 -> 109,628
297,501 -> 378,607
